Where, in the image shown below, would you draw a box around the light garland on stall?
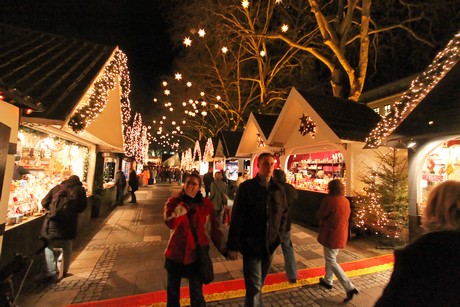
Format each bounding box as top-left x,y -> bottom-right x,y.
69,50 -> 132,135
202,137 -> 214,162
366,32 -> 460,148
193,140 -> 202,161
125,113 -> 151,165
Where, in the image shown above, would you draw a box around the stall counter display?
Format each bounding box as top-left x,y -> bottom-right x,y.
7,175 -> 61,226
287,151 -> 345,193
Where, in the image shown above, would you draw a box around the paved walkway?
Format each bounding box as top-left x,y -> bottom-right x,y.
17,183 -> 393,306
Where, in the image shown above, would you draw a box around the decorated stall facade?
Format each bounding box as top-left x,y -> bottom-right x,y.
0,24 -> 131,263
366,31 -> 460,240
266,88 -> 383,226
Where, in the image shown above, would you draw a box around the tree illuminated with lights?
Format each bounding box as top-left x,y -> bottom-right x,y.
152,0 -> 459,149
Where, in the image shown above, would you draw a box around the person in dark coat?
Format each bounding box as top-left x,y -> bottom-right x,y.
273,169 -> 298,283
202,168 -> 214,197
40,175 -> 87,281
115,169 -> 126,205
128,168 -> 138,203
375,180 -> 460,307
227,153 -> 288,306
316,179 -> 358,302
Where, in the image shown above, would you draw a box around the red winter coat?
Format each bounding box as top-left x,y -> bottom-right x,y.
164,190 -> 223,265
316,195 -> 350,249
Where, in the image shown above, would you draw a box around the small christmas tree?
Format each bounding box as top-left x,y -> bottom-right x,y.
353,148 -> 409,246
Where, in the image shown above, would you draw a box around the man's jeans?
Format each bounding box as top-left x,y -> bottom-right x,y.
243,253 -> 274,307
281,230 -> 297,281
323,247 -> 355,291
45,239 -> 72,277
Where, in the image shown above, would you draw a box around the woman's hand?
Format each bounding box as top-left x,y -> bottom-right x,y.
174,204 -> 187,217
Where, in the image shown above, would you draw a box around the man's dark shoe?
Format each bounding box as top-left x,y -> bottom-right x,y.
343,288 -> 359,302
319,277 -> 332,289
288,279 -> 297,284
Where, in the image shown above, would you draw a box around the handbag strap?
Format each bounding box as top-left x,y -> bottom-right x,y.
187,211 -> 200,246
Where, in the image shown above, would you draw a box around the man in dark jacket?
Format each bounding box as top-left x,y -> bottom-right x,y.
227,153 -> 288,306
40,175 -> 87,281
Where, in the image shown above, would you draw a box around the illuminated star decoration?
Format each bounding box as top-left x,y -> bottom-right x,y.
183,37 -> 192,47
298,114 -> 316,137
256,133 -> 265,148
175,73 -> 182,80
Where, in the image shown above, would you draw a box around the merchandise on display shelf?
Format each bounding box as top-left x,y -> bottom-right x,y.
287,150 -> 345,193
7,127 -> 90,225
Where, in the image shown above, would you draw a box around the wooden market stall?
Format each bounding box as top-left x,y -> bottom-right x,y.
266,88 -> 383,227
0,24 -> 131,264
366,31 -> 460,241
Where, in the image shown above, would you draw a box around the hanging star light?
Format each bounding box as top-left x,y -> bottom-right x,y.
186,81 -> 192,87
257,133 -> 265,148
183,37 -> 192,47
198,29 -> 206,37
260,50 -> 266,57
242,0 -> 249,9
222,46 -> 228,54
175,73 -> 182,80
281,24 -> 289,32
164,89 -> 170,96
275,0 -> 283,3
298,114 -> 316,137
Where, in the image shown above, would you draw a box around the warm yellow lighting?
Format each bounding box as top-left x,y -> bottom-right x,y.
281,24 -> 289,32
222,46 -> 228,53
183,37 -> 192,47
242,0 -> 249,9
175,73 -> 182,80
198,29 -> 206,37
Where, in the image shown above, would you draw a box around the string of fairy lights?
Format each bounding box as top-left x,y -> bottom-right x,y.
67,49 -> 151,164
366,31 -> 460,148
69,49 -> 132,134
151,0 -> 292,151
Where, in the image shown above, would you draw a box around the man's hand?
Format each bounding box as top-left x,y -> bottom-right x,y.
227,250 -> 238,260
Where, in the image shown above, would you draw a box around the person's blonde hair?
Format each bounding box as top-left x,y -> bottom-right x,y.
422,180 -> 460,232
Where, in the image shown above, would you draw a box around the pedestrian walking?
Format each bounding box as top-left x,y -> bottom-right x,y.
40,175 -> 87,282
273,169 -> 298,283
128,168 -> 138,203
115,169 -> 126,205
375,180 -> 460,307
209,170 -> 228,224
227,152 -> 288,306
163,172 -> 226,307
316,179 -> 358,302
202,168 -> 214,197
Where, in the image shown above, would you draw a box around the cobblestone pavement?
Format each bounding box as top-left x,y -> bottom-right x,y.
17,183 -> 393,306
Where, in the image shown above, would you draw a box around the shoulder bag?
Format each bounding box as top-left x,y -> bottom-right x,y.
187,212 -> 214,284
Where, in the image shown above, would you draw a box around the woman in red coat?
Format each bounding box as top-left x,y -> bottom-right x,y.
164,172 -> 225,307
316,179 -> 358,303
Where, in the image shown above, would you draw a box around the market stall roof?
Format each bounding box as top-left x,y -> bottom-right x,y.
0,23 -> 129,152
366,32 -> 460,148
268,88 -> 381,151
216,131 -> 244,158
0,24 -> 113,121
236,113 -> 278,157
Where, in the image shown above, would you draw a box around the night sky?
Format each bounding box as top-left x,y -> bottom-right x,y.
0,0 -> 175,116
